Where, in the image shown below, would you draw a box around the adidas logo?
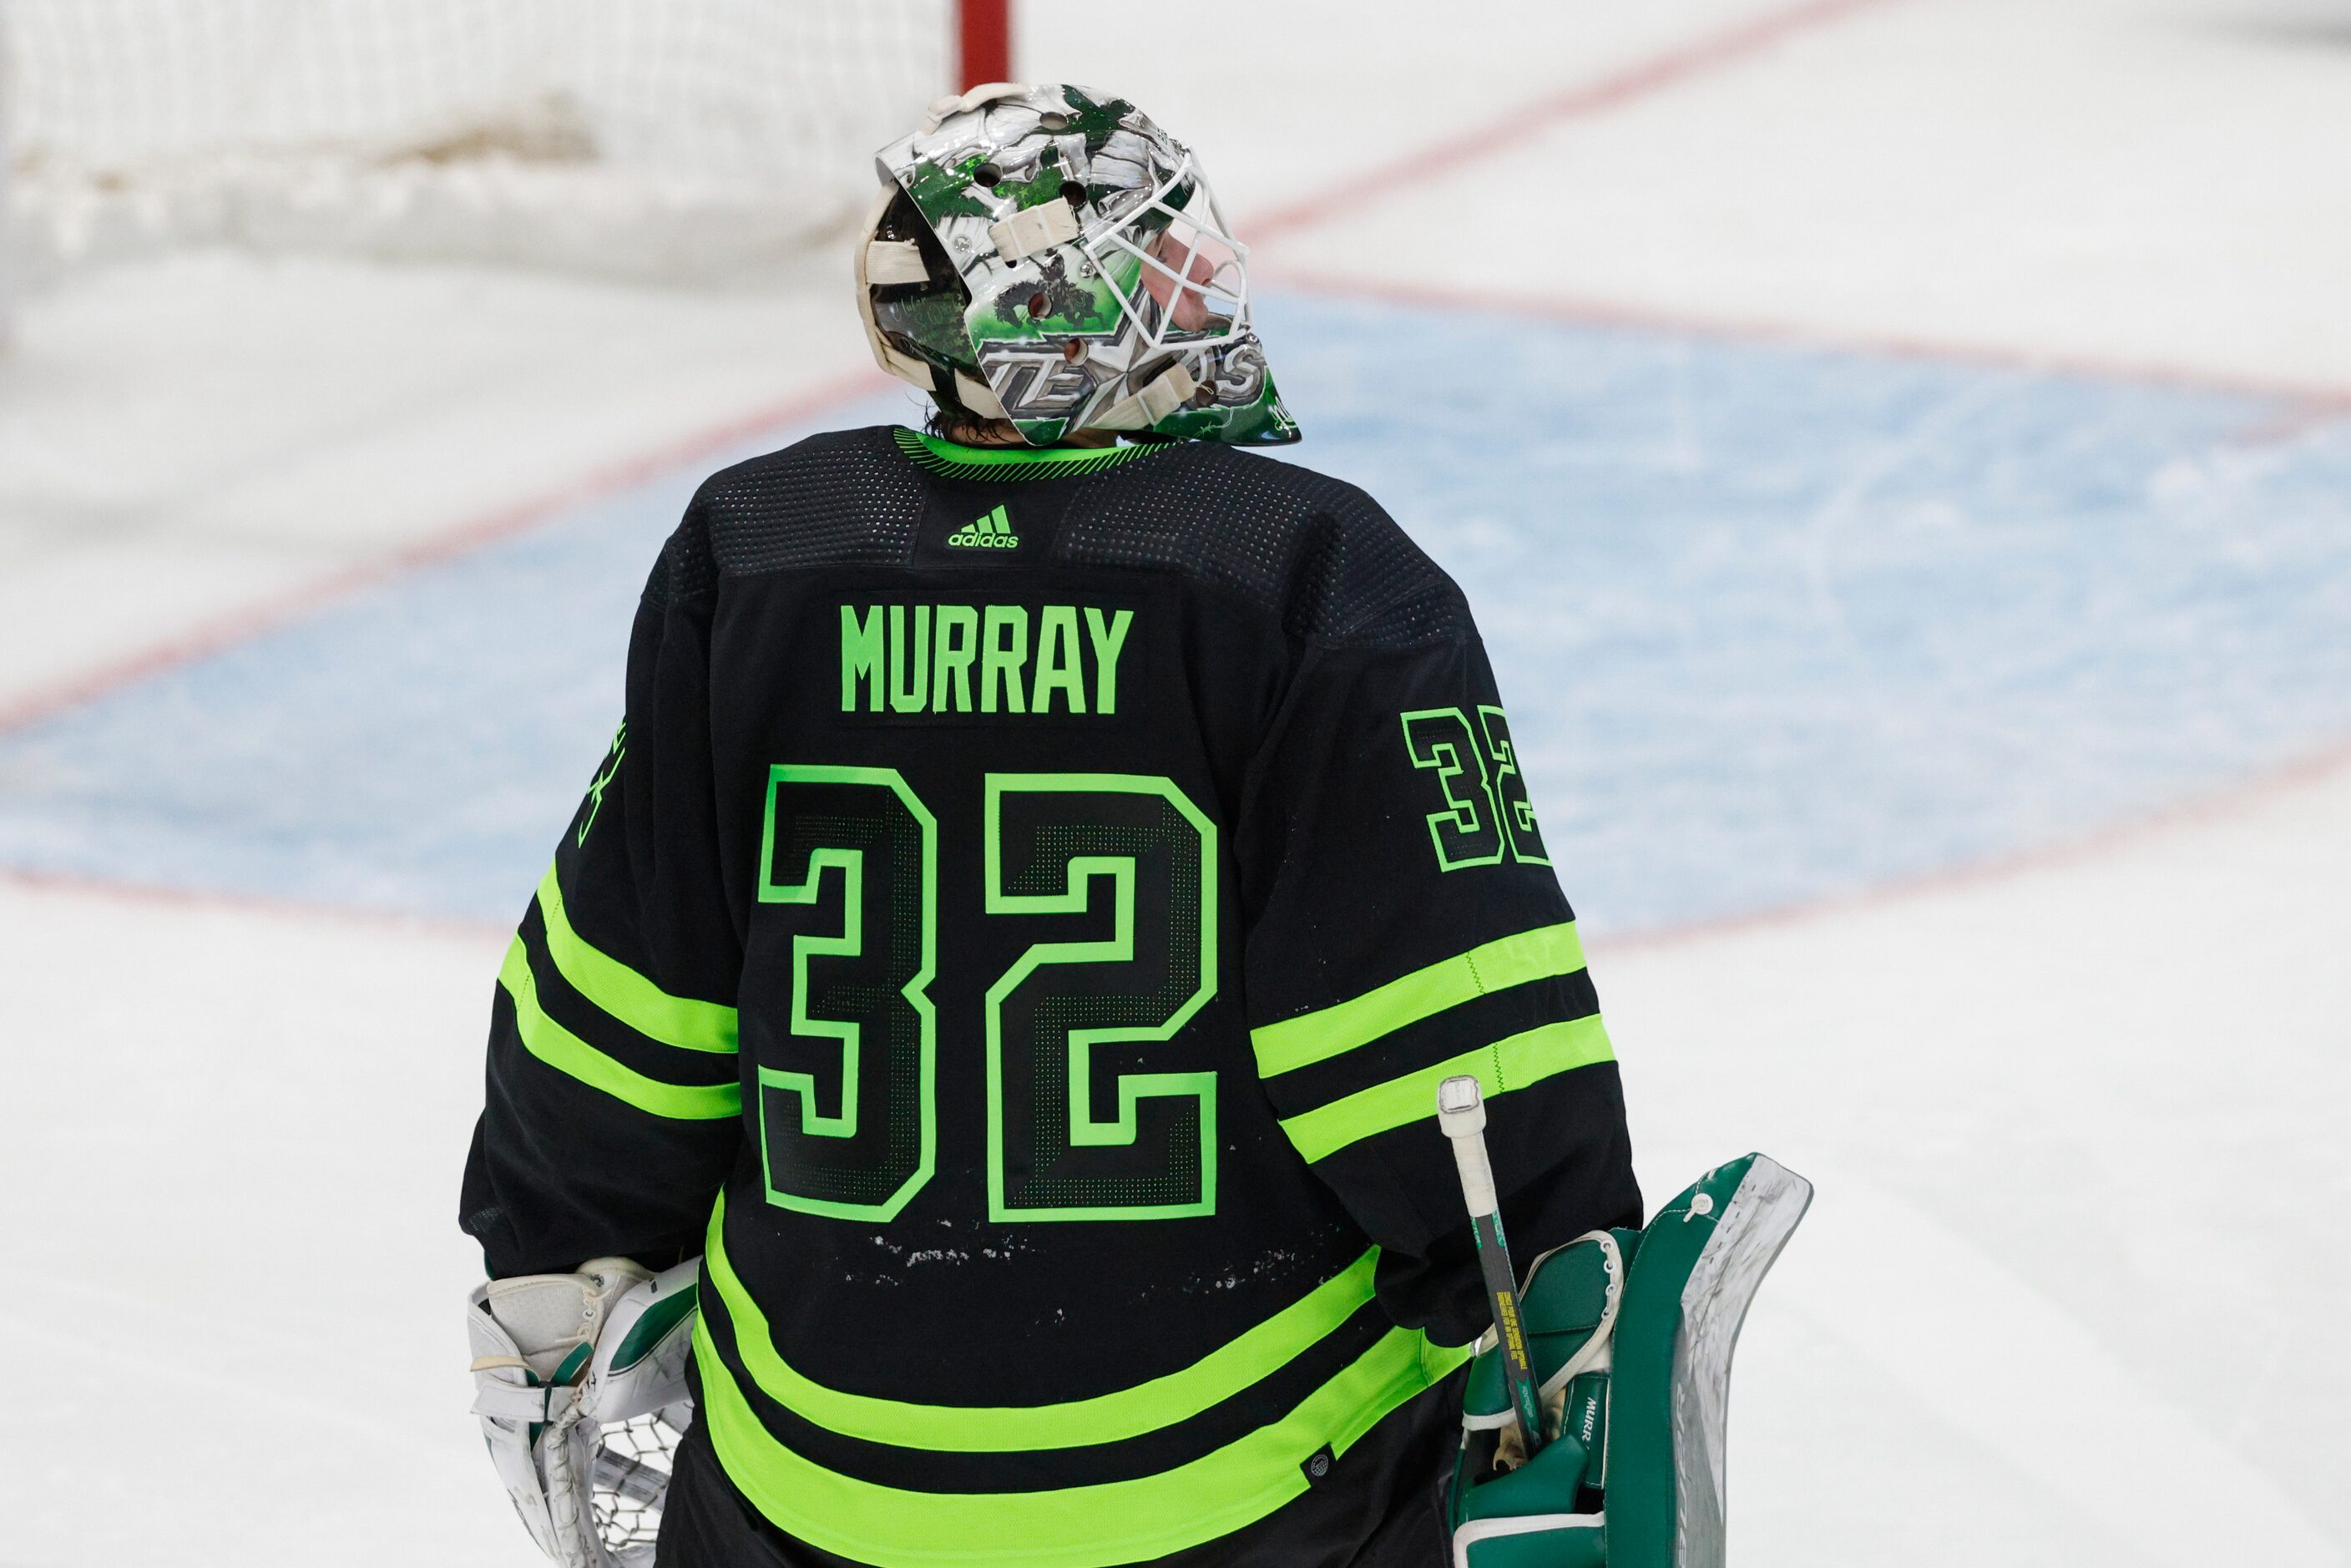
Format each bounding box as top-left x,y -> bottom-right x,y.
948,504 -> 1019,549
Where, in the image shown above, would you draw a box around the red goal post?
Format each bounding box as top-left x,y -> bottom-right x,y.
2,0 -> 1016,284
959,0 -> 1014,90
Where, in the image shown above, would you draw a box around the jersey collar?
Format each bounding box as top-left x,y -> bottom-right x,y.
892,427 -> 1168,482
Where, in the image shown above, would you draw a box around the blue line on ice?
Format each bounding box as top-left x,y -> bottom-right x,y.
2,291 -> 2348,929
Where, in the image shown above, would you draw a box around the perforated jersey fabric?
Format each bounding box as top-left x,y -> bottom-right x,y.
1055,443 -> 1472,648
701,428 -> 933,579
660,426 -> 1471,650
463,425 -> 1639,1568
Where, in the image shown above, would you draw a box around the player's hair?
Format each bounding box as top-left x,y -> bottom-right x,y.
923,404 -> 1020,447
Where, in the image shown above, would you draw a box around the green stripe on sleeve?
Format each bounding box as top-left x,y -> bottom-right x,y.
536,862 -> 738,1054
499,938 -> 741,1120
695,1308 -> 1468,1567
1277,1014 -> 1615,1166
703,1191 -> 1379,1452
1251,923 -> 1586,1077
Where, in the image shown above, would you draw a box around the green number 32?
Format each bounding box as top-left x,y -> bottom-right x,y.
752,766 -> 1216,1226
1399,706 -> 1551,873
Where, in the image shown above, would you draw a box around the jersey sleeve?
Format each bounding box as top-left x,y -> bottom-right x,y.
1241,595 -> 1641,1348
459,523 -> 744,1279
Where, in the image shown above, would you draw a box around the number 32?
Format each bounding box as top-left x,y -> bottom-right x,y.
751,767 -> 1216,1227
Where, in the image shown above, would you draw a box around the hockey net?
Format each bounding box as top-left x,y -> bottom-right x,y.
2,0 -> 968,285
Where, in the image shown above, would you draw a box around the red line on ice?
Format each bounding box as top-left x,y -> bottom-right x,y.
0,367 -> 891,741
1259,266 -> 2351,411
0,863 -> 508,943
1245,0 -> 1909,244
1237,0 -> 2351,413
1600,731 -> 2351,954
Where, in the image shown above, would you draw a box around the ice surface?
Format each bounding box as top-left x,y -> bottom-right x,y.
1606,757 -> 2351,1564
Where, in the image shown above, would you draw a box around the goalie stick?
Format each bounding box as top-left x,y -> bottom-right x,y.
1437,1074 -> 1545,1459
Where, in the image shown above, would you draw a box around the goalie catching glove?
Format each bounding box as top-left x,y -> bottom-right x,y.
1449,1154 -> 1812,1568
467,1257 -> 701,1568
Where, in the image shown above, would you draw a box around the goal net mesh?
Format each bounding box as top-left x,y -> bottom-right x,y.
3,0 -> 953,282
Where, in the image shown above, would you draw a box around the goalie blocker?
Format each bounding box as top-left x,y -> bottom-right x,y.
1448,1154 -> 1812,1568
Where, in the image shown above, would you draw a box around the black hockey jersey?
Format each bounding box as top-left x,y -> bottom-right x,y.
461,427 -> 1641,1568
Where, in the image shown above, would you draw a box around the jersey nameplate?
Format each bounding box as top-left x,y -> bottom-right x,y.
841,602 -> 1135,717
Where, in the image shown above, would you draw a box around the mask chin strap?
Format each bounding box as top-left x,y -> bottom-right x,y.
1093,360 -> 1197,430
953,370 -> 1012,421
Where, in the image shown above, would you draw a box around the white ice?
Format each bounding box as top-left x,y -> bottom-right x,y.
3,0 -> 2346,1561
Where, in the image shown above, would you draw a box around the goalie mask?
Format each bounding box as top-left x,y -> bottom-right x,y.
858,82 -> 1298,448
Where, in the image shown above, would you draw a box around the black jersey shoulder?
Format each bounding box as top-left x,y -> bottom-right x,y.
1060,443 -> 1471,650
645,428 -> 1470,650
642,427 -> 921,608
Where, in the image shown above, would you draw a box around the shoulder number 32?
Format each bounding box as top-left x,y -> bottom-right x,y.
1400,706 -> 1550,872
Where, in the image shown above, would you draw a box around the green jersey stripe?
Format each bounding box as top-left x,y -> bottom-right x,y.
704,1190 -> 1379,1452
535,862 -> 739,1055
1250,922 -> 1587,1078
498,938 -> 741,1120
694,1310 -> 1469,1567
1277,1014 -> 1615,1166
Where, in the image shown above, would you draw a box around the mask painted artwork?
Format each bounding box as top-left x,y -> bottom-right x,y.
858,83 -> 1298,448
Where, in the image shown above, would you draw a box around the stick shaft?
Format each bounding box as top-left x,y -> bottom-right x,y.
1438,1075 -> 1545,1456
1471,1209 -> 1546,1452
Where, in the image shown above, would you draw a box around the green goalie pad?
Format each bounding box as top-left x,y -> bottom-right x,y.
1448,1153 -> 1811,1568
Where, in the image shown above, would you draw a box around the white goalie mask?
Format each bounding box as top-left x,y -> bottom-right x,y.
857,81 -> 1298,448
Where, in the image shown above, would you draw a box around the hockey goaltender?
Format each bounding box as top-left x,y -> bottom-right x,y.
459,81 -> 1807,1568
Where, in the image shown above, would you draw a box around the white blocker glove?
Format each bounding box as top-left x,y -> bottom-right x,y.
467,1257 -> 701,1568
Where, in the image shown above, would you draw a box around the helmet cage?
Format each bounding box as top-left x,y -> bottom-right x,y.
1079,153 -> 1253,366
